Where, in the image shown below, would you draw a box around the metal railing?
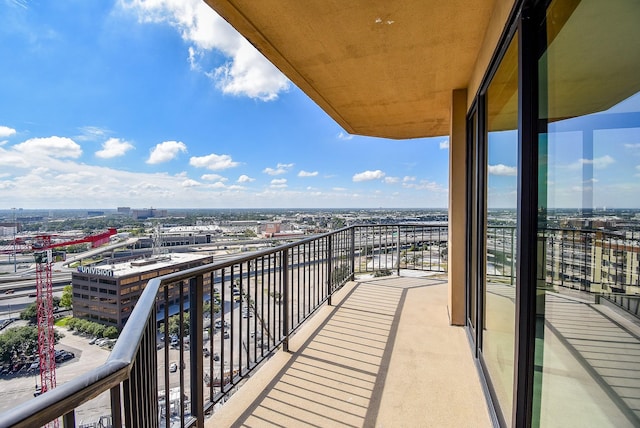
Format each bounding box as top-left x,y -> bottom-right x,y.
0,224 -> 447,427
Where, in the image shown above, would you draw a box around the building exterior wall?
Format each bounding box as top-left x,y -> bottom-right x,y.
448,88 -> 467,326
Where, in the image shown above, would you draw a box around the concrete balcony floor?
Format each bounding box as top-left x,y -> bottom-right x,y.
208,273 -> 492,427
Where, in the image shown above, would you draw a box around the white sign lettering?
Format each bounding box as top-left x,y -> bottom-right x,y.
77,266 -> 114,277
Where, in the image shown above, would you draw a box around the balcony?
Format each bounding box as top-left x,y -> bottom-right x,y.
0,224 -> 494,427
2,224 -> 639,427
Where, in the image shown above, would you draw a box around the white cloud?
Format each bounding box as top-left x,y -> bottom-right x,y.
333,187 -> 347,191
210,181 -> 226,189
439,139 -> 449,150
96,137 -> 134,159
402,179 -> 447,193
263,163 -> 293,175
237,174 -> 255,183
337,132 -> 353,141
270,178 -> 287,188
0,126 -> 17,138
147,141 -> 187,164
298,170 -> 318,177
353,170 -> 385,182
200,173 -> 227,181
590,155 -> 615,169
76,126 -> 110,142
625,143 -> 640,150
403,176 -> 416,182
569,155 -> 615,170
182,179 -> 200,187
121,0 -> 289,101
13,136 -> 82,158
488,164 -> 517,176
384,176 -> 400,184
190,153 -> 238,170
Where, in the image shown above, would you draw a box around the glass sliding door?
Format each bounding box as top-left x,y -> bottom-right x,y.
534,1 -> 640,426
477,32 -> 519,427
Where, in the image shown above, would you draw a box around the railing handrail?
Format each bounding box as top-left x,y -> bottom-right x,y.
0,223 -> 448,427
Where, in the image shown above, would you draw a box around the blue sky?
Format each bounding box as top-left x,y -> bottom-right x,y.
0,0 -> 450,210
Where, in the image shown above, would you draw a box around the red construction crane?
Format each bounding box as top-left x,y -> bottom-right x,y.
33,245 -> 57,396
31,228 -> 117,426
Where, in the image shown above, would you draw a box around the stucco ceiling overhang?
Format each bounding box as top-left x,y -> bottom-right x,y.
204,0 -> 497,140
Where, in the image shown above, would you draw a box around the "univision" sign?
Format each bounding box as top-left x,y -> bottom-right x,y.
77,266 -> 114,277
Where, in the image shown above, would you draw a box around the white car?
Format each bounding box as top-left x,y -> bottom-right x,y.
169,362 -> 178,373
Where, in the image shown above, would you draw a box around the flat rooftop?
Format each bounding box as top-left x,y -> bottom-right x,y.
74,253 -> 212,278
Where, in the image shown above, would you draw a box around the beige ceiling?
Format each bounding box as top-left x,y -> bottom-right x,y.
204,0 -> 498,140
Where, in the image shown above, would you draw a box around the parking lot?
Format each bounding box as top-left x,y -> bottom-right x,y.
0,326 -> 110,416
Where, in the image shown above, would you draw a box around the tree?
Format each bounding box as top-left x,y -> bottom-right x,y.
20,302 -> 37,321
269,291 -> 282,304
0,326 -> 61,366
60,285 -> 73,309
203,301 -> 221,316
103,326 -> 119,339
167,313 -> 190,337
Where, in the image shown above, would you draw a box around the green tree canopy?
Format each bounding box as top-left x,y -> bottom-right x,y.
60,285 -> 73,309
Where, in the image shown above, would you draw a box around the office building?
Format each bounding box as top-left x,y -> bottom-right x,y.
72,253 -> 213,328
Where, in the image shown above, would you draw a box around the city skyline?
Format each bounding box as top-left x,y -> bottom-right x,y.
0,0 -> 450,210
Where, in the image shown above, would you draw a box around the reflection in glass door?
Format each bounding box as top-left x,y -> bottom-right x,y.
534,1 -> 640,426
481,31 -> 518,427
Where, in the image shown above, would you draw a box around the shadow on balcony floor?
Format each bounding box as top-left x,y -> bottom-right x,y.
207,274 -> 491,427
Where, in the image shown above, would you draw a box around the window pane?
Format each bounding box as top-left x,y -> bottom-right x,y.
536,1 -> 640,427
483,31 -> 518,427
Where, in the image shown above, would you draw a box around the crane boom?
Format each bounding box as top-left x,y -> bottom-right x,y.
31,228 -> 115,427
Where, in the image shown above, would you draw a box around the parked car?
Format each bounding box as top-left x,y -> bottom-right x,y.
169,362 -> 178,373
214,320 -> 229,329
55,351 -> 74,363
203,348 -> 210,357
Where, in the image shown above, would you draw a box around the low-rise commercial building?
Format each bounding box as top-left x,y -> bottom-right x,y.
72,253 -> 213,328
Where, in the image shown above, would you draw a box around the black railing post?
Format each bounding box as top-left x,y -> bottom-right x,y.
327,234 -> 333,306
110,385 -> 122,428
350,226 -> 356,278
62,411 -> 74,427
190,274 -> 204,427
397,225 -> 401,276
282,248 -> 290,352
511,226 -> 516,286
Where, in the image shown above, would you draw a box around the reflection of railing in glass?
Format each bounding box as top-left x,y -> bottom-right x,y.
487,226 -> 640,298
